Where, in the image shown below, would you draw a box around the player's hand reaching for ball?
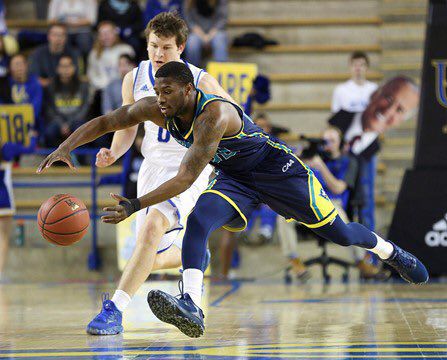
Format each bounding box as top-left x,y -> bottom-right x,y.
36,146 -> 75,173
101,193 -> 141,224
96,148 -> 116,167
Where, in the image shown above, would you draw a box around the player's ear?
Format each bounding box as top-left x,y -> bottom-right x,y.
178,43 -> 185,55
185,82 -> 194,96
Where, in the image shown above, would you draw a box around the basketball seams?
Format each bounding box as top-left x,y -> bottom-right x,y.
41,231 -> 71,246
41,194 -> 72,224
40,223 -> 89,236
44,208 -> 88,225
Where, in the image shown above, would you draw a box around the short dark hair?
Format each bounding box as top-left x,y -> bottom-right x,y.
48,23 -> 67,33
155,61 -> 194,87
350,51 -> 369,66
144,12 -> 188,47
119,53 -> 136,66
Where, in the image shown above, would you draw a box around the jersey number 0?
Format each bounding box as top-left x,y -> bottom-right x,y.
157,127 -> 171,143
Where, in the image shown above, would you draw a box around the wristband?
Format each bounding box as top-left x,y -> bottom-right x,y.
119,198 -> 141,216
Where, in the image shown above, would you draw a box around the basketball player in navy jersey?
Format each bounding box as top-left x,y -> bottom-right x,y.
38,62 -> 429,338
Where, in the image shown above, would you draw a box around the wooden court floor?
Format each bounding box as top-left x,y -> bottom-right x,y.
0,280 -> 446,359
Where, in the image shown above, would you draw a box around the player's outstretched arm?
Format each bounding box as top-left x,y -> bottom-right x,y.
36,97 -> 164,173
101,103 -> 228,224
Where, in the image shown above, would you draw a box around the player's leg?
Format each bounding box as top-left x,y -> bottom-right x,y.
0,216 -> 13,279
311,215 -> 428,284
115,209 -> 170,296
87,208 -> 170,335
152,245 -> 182,271
147,192 -> 242,338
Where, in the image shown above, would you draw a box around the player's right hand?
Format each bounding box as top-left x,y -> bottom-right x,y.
36,146 -> 75,173
95,148 -> 116,167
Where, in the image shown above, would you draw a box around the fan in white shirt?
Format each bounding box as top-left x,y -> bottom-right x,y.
331,51 -> 378,113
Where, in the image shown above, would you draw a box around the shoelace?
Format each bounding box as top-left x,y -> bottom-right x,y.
174,279 -> 185,299
102,292 -> 110,302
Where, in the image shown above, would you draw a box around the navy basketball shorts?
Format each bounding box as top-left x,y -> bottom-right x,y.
202,148 -> 338,231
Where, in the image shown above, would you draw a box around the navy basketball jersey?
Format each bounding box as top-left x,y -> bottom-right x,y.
166,90 -> 293,173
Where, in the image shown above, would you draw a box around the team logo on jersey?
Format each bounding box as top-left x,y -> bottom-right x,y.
140,84 -> 150,92
319,188 -> 329,201
282,159 -> 294,172
425,213 -> 447,247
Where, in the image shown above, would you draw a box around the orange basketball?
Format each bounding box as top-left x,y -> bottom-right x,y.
38,194 -> 90,246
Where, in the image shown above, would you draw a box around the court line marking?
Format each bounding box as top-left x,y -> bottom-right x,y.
2,349 -> 447,359
210,281 -> 241,307
261,298 -> 447,303
2,342 -> 447,354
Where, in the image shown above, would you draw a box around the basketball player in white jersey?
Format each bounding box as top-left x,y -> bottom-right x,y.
87,12 -> 234,335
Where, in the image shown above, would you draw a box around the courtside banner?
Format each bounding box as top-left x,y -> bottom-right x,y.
414,0 -> 447,168
207,62 -> 258,108
0,104 -> 34,146
389,169 -> 447,276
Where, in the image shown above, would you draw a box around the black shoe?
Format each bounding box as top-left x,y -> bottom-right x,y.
147,281 -> 205,338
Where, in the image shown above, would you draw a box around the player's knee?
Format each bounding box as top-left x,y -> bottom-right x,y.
137,218 -> 166,248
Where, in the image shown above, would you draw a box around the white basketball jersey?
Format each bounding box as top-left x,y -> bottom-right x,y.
133,60 -> 206,168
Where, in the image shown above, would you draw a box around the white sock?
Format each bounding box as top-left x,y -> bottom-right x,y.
183,268 -> 203,307
370,233 -> 395,260
111,290 -> 132,312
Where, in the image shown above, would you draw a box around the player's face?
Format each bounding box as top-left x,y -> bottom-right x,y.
323,128 -> 341,155
147,33 -> 185,71
154,78 -> 190,117
363,82 -> 419,133
350,58 -> 368,79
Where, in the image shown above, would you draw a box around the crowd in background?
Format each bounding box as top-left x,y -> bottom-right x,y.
0,0 -> 420,281
0,0 -> 229,149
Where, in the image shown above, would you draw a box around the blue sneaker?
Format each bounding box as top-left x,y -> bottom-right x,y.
86,294 -> 123,335
383,242 -> 429,284
147,281 -> 205,338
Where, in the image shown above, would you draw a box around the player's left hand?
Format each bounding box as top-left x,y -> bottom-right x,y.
101,193 -> 141,224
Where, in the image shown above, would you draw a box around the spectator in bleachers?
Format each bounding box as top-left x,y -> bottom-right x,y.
102,54 -> 136,115
331,51 -> 378,114
183,0 -> 228,66
0,35 -> 8,77
143,0 -> 182,25
48,0 -> 98,57
87,21 -> 134,118
29,23 -> 80,87
43,55 -> 89,148
3,54 -> 43,131
96,0 -> 144,56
